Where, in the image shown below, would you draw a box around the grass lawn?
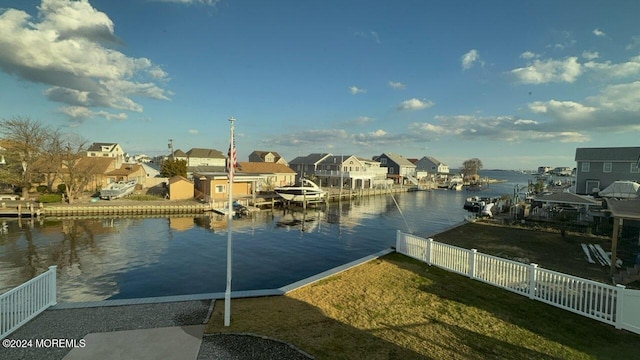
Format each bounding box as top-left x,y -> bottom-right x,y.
207,247 -> 640,359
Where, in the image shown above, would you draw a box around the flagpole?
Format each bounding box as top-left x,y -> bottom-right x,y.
224,116 -> 235,326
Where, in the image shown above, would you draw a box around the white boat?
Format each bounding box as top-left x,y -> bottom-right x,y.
275,179 -> 326,202
100,179 -> 137,200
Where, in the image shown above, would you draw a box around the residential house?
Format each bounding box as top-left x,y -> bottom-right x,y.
86,142 -> 125,168
236,162 -> 296,191
168,176 -> 194,200
193,172 -> 255,201
105,163 -> 146,187
575,147 -> 640,195
185,148 -> 226,167
415,156 -> 449,174
315,155 -> 388,189
288,153 -> 333,182
248,151 -> 287,165
373,153 -> 417,184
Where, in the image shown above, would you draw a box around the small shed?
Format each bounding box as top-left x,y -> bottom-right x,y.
168,176 -> 194,200
605,199 -> 640,275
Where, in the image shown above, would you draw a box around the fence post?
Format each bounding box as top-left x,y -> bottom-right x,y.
48,265 -> 57,306
528,263 -> 538,299
426,238 -> 433,265
469,249 -> 477,279
396,230 -> 401,252
615,284 -> 626,330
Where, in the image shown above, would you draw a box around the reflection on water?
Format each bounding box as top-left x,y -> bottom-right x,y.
0,171 -> 532,302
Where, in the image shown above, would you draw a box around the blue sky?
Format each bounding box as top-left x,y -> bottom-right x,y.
1,0 -> 640,170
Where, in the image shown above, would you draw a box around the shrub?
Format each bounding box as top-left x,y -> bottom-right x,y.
57,184 -> 67,193
36,185 -> 49,194
38,194 -> 62,203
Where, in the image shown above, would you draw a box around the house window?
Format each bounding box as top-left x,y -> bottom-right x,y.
215,185 -> 226,193
581,162 -> 590,172
603,162 -> 612,173
380,158 -> 387,165
632,162 -> 640,174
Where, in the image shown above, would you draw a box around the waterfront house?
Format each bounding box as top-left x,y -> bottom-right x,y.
315,155 -> 388,189
193,172 -> 255,201
105,163 -> 147,187
373,153 -> 417,184
415,156 -> 449,175
168,175 -> 194,200
236,162 -> 296,191
574,147 -> 640,195
248,150 -> 287,165
288,153 -> 333,182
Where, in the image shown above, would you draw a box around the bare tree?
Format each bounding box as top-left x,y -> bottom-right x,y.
55,134 -> 93,204
461,158 -> 483,182
0,117 -> 49,196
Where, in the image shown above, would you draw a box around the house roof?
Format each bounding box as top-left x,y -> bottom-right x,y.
186,148 -> 225,158
289,153 -> 332,165
188,166 -> 226,173
173,149 -> 188,157
575,147 -> 640,162
76,157 -> 116,174
425,156 -> 445,166
318,155 -> 356,165
87,142 -> 118,152
380,153 -> 416,167
605,199 -> 640,220
250,150 -> 283,162
237,162 -> 295,174
533,192 -> 599,206
105,164 -> 144,176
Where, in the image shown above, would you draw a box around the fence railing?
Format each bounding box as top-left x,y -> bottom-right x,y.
396,231 -> 640,335
1,266 -> 57,339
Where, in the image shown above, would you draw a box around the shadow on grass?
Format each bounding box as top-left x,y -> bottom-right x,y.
207,296 -> 429,359
389,253 -> 640,359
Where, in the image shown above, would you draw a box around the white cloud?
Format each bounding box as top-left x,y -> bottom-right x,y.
370,129 -> 387,137
593,28 -> 606,37
583,55 -> 640,79
397,98 -> 434,111
582,51 -> 599,60
0,1 -> 171,121
528,100 -> 597,121
510,57 -> 582,84
349,86 -> 366,95
60,106 -> 127,121
461,49 -> 482,70
590,81 -> 640,112
626,35 -> 640,50
388,81 -> 406,89
189,129 -> 199,134
520,51 -> 538,59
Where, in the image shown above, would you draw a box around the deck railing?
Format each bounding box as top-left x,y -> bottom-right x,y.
1,266 -> 57,339
396,231 -> 640,335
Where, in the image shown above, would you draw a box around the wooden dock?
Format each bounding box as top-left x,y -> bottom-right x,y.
0,203 -> 41,218
42,203 -> 212,216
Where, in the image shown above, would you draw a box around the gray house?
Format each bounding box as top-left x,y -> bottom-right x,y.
574,147 -> 640,195
288,153 -> 332,182
415,156 -> 449,174
373,153 -> 417,184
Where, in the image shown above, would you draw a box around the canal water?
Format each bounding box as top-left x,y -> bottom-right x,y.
0,170 -> 534,302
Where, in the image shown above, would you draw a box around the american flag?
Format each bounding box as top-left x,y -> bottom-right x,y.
227,137 -> 237,180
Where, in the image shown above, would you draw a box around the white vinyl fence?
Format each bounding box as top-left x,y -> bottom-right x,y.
396,231 -> 640,335
1,266 -> 57,339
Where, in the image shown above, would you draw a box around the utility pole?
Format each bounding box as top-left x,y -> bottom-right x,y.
168,139 -> 174,160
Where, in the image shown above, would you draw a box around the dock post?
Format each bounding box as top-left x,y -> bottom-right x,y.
17,204 -> 22,218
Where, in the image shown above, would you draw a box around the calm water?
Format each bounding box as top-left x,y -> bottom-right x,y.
0,170 -> 533,302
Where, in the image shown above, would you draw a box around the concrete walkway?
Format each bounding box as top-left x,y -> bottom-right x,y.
1,300 -> 311,360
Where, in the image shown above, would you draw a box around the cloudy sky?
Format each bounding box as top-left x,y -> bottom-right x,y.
1,0 -> 639,170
